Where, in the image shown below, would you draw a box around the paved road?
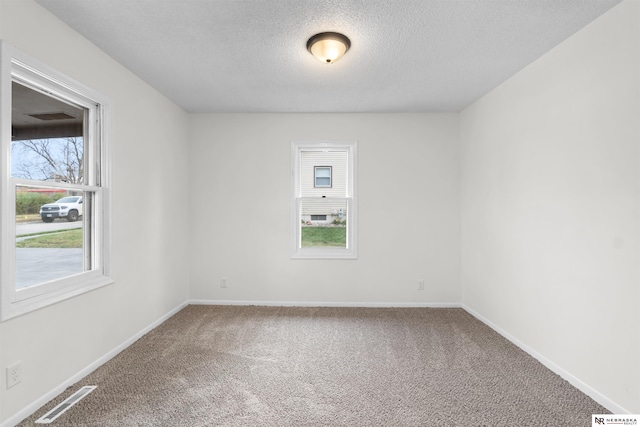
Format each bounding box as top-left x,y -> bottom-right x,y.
16,220 -> 82,236
14,221 -> 84,289
16,248 -> 83,289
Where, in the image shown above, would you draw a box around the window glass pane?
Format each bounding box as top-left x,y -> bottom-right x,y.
11,81 -> 88,290
15,186 -> 85,289
300,198 -> 347,248
11,82 -> 85,182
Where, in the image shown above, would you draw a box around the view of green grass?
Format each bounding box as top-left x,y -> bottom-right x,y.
16,229 -> 83,248
301,226 -> 346,247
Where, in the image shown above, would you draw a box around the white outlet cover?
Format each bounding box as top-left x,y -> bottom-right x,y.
6,361 -> 22,388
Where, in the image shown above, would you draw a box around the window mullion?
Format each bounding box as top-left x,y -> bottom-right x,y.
11,178 -> 100,193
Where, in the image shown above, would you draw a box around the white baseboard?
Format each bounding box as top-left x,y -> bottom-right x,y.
1,302 -> 188,427
461,303 -> 629,415
187,299 -> 462,308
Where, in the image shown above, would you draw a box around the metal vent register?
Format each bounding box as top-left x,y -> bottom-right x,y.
35,386 -> 97,424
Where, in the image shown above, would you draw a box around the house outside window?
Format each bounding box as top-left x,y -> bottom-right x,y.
291,141 -> 357,259
0,41 -> 112,320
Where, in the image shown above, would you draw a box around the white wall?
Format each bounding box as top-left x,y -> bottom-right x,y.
0,0 -> 190,424
189,113 -> 460,305
460,0 -> 639,413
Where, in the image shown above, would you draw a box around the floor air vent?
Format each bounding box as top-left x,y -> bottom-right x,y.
35,386 -> 96,424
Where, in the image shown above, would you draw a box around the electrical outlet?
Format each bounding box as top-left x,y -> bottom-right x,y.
6,361 -> 22,389
418,280 -> 425,290
220,277 -> 227,288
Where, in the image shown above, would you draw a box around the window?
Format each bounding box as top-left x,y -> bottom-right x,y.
0,41 -> 112,320
314,166 -> 332,188
291,141 -> 357,259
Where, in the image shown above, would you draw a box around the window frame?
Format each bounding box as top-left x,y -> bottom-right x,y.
291,140 -> 357,260
0,41 -> 112,321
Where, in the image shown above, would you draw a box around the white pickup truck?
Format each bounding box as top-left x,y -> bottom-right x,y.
39,196 -> 83,223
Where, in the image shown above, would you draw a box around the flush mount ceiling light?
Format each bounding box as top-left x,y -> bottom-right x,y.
307,32 -> 351,64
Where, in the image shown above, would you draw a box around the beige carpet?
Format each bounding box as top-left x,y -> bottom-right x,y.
19,306 -> 608,426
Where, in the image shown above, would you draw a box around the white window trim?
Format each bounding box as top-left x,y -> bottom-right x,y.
291,140 -> 357,259
0,41 -> 112,321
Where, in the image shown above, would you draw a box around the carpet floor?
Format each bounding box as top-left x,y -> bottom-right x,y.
19,305 -> 608,426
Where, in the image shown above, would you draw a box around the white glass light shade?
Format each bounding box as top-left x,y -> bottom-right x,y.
307,32 -> 351,64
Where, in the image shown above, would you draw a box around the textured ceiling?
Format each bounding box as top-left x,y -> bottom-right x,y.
35,0 -> 622,113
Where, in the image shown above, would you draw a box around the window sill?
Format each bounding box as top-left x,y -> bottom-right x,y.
1,272 -> 114,321
291,247 -> 358,260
